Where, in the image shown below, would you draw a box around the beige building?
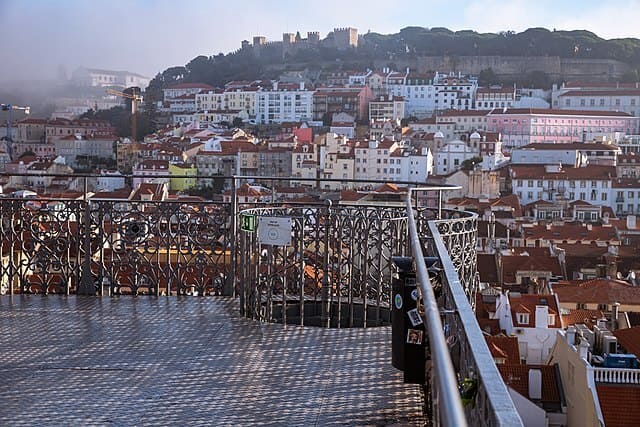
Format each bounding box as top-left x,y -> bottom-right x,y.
318,133 -> 354,190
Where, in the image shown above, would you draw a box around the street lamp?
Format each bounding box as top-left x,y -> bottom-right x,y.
1,103 -> 30,160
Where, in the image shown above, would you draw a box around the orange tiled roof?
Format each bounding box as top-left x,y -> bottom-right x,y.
554,278 -> 640,305
498,364 -> 562,403
596,385 -> 640,427
485,336 -> 520,364
613,326 -> 640,358
561,309 -> 606,328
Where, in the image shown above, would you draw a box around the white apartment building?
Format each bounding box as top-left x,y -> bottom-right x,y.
434,136 -> 479,176
318,133 -> 354,189
369,95 -> 405,122
388,147 -> 433,183
71,67 -> 151,89
196,87 -> 259,117
511,164 -> 614,206
353,139 -> 398,181
386,71 -> 477,117
552,82 -> 640,116
255,82 -> 314,124
510,143 -> 620,167
163,83 -> 215,103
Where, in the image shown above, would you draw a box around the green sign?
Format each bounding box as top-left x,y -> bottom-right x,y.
240,214 -> 257,232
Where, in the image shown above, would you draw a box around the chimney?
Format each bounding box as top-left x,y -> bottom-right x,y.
578,338 -> 590,359
535,305 -> 549,329
612,302 -> 620,330
566,326 -> 576,346
528,369 -> 542,400
299,81 -> 305,91
627,215 -> 636,230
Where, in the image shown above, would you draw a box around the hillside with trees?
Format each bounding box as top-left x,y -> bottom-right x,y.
145,26 -> 640,101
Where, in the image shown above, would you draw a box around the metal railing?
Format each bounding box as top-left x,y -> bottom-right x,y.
0,173 -> 523,425
407,188 -> 523,427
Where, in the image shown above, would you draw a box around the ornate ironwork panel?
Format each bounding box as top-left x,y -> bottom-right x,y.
0,199 -> 83,294
238,205 -> 408,327
0,198 -> 232,295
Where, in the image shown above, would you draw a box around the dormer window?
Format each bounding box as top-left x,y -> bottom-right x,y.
517,313 -> 529,325
548,314 -> 555,326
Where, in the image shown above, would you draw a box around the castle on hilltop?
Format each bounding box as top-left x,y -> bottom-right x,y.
241,28 -> 359,58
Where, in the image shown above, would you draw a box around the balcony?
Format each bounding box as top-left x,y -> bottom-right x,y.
0,175 -> 521,425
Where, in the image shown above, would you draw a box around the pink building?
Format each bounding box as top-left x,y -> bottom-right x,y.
487,108 -> 639,151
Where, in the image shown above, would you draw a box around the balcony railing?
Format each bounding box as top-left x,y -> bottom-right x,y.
0,174 -> 523,425
592,367 -> 640,384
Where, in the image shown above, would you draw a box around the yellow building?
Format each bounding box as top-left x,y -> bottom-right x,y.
168,163 -> 197,191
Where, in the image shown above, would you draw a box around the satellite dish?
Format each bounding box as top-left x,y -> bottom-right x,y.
617,272 -> 622,279
631,271 -> 636,280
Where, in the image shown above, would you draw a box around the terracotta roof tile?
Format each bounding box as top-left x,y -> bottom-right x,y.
596,385 -> 640,427
561,309 -> 606,328
553,279 -> 640,305
485,336 -> 520,364
613,326 -> 640,358
498,364 -> 562,403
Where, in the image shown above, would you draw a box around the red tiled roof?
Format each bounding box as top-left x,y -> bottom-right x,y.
561,309 -> 606,328
477,254 -> 499,283
518,143 -> 620,151
485,336 -> 520,364
498,364 -> 562,403
553,279 -> 640,305
596,385 -> 640,427
510,164 -> 616,180
613,326 -> 640,358
166,83 -> 215,90
489,108 -> 635,117
559,89 -> 640,97
506,294 -> 562,328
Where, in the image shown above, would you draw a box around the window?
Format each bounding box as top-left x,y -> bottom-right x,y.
517,313 -> 530,325
602,193 -> 607,201
597,304 -> 608,311
548,314 -> 556,326
528,180 -> 534,187
577,303 -> 587,309
591,181 -> 597,188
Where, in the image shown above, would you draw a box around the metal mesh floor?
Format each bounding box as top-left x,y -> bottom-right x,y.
0,296 -> 424,426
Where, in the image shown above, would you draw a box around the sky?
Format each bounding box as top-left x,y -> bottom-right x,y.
1,0 -> 640,82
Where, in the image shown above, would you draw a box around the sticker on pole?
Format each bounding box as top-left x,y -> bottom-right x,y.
258,217 -> 292,246
394,294 -> 403,309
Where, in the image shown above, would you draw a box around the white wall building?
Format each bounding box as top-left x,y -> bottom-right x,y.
434,136 -> 479,176
71,67 -> 151,89
255,82 -> 314,124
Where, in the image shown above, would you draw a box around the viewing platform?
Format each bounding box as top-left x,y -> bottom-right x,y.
0,175 -> 523,426
0,295 -> 424,425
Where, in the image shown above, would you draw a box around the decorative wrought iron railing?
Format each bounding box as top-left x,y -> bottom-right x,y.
237,203 -> 408,327
0,197 -> 232,296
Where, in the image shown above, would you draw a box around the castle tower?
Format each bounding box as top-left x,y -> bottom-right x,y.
333,27 -> 358,49
307,32 -> 320,45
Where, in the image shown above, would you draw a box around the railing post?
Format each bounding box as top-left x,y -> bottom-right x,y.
230,177 -> 241,310
78,197 -> 94,295
320,200 -> 332,328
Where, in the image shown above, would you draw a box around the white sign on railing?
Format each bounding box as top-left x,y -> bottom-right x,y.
258,217 -> 292,246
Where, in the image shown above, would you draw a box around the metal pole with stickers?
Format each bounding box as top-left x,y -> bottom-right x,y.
391,256 -> 425,384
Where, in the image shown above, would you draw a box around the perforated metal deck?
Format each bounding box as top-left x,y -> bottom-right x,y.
0,296 -> 424,426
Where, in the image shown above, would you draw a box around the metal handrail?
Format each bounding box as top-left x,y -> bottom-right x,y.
428,220 -> 523,426
406,188 -> 468,427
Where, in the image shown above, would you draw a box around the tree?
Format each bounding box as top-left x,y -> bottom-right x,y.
479,68 -> 499,86
461,156 -> 483,171
232,117 -> 244,128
